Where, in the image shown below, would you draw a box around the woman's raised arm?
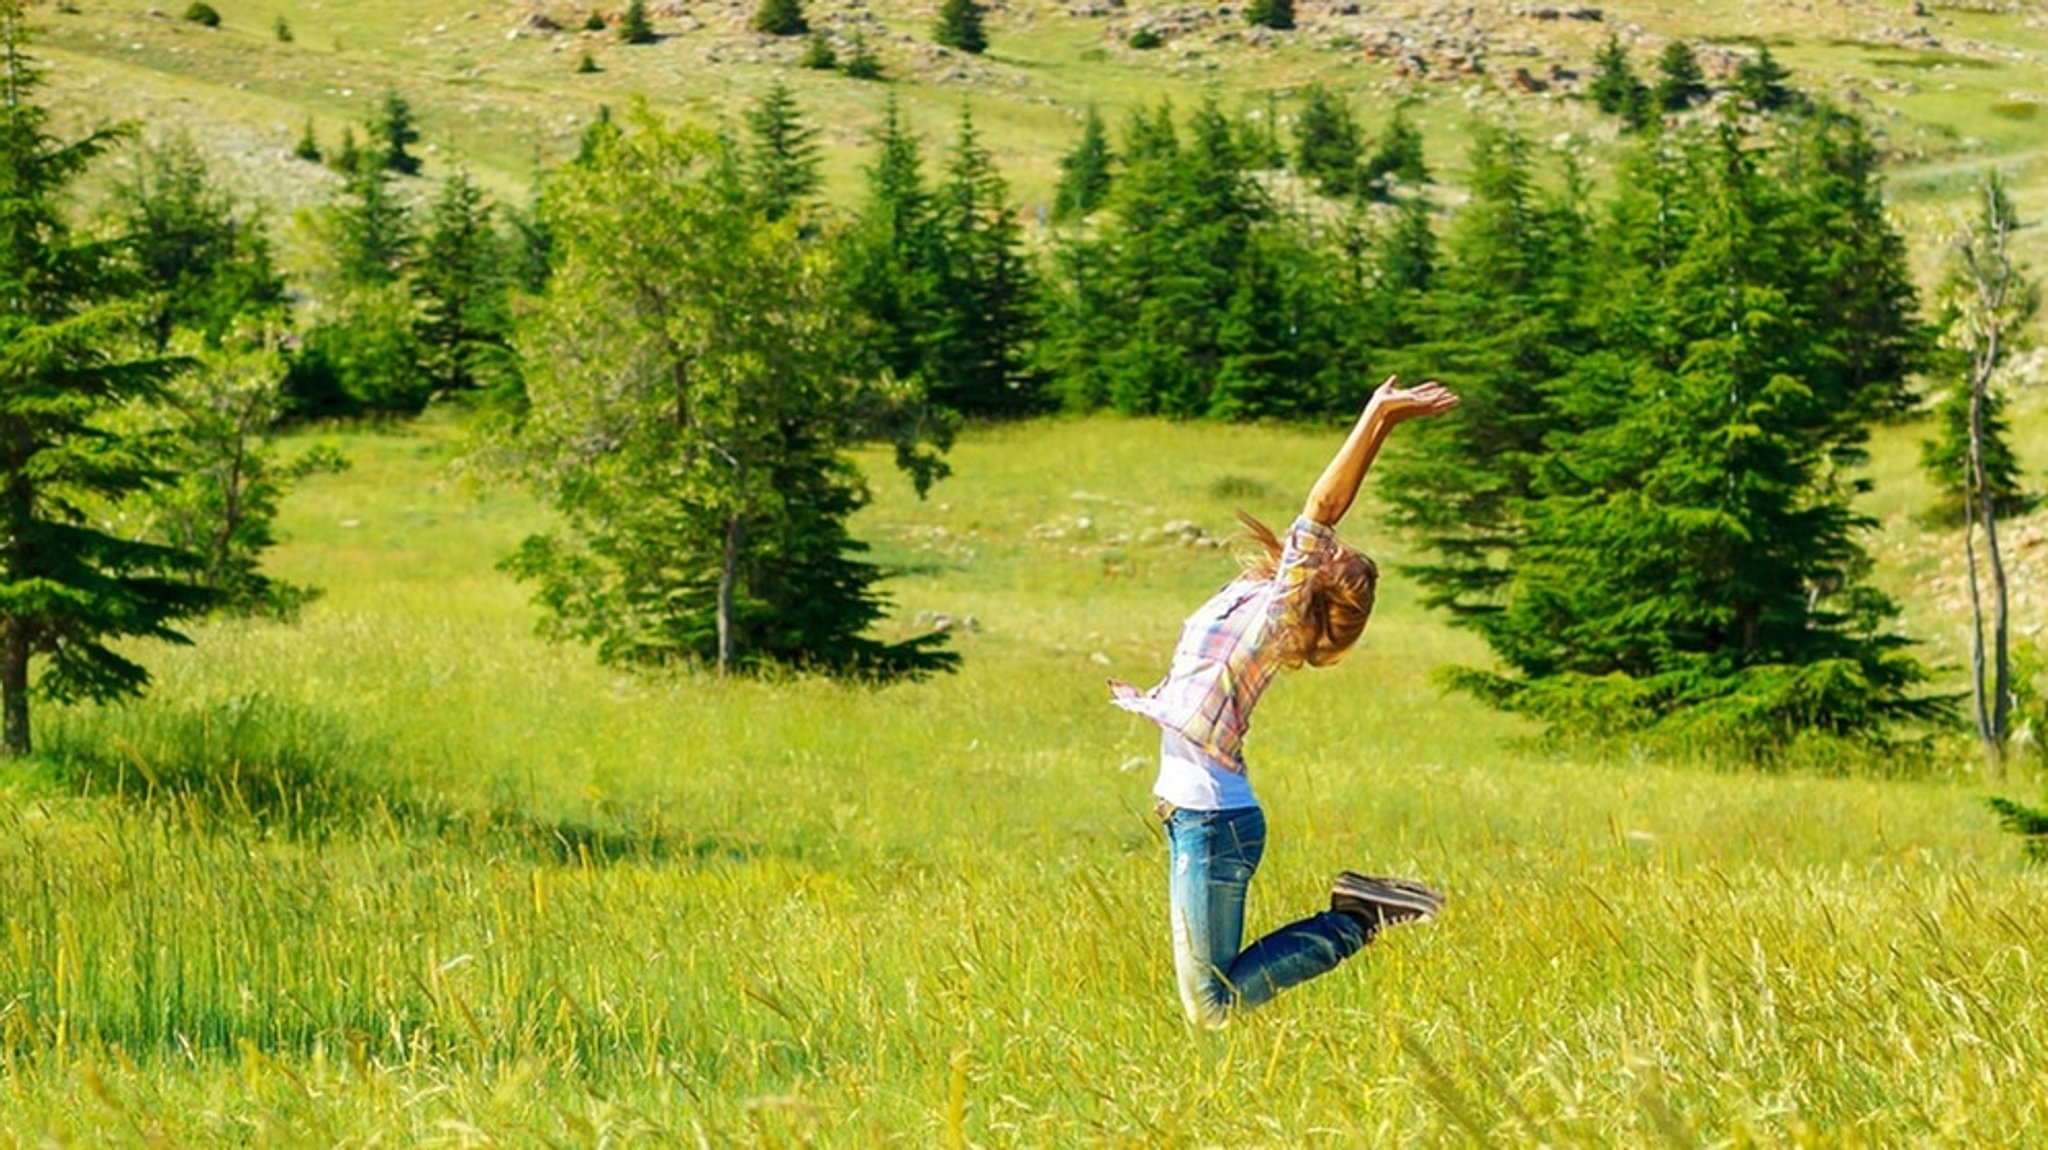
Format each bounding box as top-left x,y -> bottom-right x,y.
1301,375 -> 1460,528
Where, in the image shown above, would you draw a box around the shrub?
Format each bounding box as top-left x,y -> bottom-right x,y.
183,2 -> 221,28
1128,27 -> 1161,49
575,51 -> 601,73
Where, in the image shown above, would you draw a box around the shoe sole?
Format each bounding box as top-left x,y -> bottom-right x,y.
1332,872 -> 1445,918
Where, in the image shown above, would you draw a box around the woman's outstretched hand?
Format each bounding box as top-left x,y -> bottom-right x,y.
1367,375 -> 1460,423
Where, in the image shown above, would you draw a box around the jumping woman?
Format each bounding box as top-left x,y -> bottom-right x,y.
1109,376 -> 1460,1028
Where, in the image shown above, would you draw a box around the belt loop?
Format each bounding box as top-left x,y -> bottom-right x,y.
1153,797 -> 1177,824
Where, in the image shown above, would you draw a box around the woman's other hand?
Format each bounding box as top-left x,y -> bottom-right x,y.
1366,375 -> 1460,423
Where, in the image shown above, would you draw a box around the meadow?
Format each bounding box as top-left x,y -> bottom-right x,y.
8,0 -> 2048,1143
1,407 -> 2045,1145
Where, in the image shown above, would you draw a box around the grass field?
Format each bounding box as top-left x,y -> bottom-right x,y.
1,407 -> 2045,1145
7,0 -> 2048,1143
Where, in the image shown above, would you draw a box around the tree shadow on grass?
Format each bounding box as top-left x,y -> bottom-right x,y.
36,695 -> 758,867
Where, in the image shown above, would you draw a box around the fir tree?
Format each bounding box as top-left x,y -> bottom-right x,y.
753,0 -> 807,37
1362,104 -> 1429,199
841,96 -> 942,395
331,147 -> 413,286
292,118 -> 321,162
800,32 -> 836,69
1921,381 -> 2029,521
1588,34 -> 1641,117
932,0 -> 987,54
1736,46 -> 1796,112
743,82 -> 822,223
925,107 -> 1044,417
413,169 -> 513,396
620,0 -> 656,43
1654,40 -> 1708,112
1051,104 -> 1113,222
377,90 -> 422,176
123,135 -> 287,349
0,6 -> 214,756
843,31 -> 883,79
1245,0 -> 1293,31
1292,83 -> 1361,197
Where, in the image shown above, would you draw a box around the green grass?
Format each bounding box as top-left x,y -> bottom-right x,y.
2,412 -> 2046,1144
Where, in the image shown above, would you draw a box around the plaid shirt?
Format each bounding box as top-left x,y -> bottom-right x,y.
1108,516 -> 1336,769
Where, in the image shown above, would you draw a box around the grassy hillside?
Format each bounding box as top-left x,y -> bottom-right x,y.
27,0 -> 2048,287
0,409 -> 2043,1143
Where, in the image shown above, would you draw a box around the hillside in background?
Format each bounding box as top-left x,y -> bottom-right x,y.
27,0 -> 2048,237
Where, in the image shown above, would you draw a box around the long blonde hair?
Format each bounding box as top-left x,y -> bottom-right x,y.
1237,510 -> 1378,668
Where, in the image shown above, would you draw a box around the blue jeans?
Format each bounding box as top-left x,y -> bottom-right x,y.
1165,804 -> 1369,1028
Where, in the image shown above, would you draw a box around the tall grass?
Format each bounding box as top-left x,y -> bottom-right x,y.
0,412 -> 2043,1144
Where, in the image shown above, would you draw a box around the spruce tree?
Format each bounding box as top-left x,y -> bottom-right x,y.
123,133 -> 287,349
619,0 -> 656,44
1921,382 -> 2029,521
1245,0 -> 1293,31
0,6 -> 214,756
753,0 -> 807,37
1362,105 -> 1429,200
842,31 -> 883,79
841,96 -> 943,397
378,89 -> 422,176
1654,40 -> 1708,112
926,107 -> 1044,417
1052,105 -> 1113,223
743,82 -> 822,223
1736,46 -> 1796,112
1588,34 -> 1641,117
413,169 -> 513,396
932,0 -> 987,54
1292,83 -> 1361,197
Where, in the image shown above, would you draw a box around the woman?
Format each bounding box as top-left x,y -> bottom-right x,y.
1109,376 -> 1460,1028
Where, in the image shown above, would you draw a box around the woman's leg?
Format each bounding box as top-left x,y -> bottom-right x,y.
1165,805 -> 1371,1027
1165,805 -> 1263,1029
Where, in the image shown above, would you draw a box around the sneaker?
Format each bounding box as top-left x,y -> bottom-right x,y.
1330,872 -> 1444,930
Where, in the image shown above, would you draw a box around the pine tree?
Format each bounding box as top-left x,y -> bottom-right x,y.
331,148 -> 413,286
842,31 -> 883,79
377,89 -> 422,176
925,107 -> 1044,417
1052,105 -> 1113,223
1362,104 -> 1429,200
932,0 -> 987,54
504,107 -> 953,678
1921,381 -> 2029,521
0,6 -> 214,756
1588,34 -> 1641,117
123,133 -> 287,349
1736,46 -> 1796,112
413,169 -> 513,396
1654,40 -> 1708,112
799,32 -> 836,70
1406,121 -> 1940,749
753,0 -> 807,37
619,0 -> 656,44
743,82 -> 822,223
1292,83 -> 1361,197
1245,0 -> 1293,31
840,96 -> 944,402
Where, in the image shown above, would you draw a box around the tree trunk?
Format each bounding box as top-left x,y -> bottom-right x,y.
716,513 -> 741,678
2,618 -> 29,758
